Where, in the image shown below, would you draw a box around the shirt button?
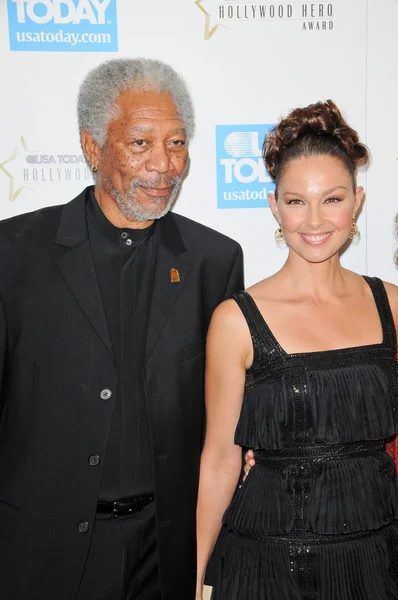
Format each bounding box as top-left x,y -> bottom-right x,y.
88,455 -> 100,467
121,232 -> 128,239
125,238 -> 133,246
100,388 -> 112,400
78,521 -> 89,533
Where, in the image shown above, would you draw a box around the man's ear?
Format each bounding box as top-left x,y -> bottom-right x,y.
80,129 -> 101,171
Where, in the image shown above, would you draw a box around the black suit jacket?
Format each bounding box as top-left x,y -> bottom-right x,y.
0,188 -> 243,600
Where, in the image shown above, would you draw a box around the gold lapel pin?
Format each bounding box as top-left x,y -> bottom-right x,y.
170,268 -> 180,283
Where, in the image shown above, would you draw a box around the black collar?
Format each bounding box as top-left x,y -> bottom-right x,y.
54,186 -> 187,258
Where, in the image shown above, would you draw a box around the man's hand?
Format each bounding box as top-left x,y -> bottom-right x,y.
243,449 -> 255,481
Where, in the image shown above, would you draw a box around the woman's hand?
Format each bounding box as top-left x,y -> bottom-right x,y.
243,449 -> 255,481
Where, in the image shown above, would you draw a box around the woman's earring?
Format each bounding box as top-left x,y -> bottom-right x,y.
91,165 -> 98,173
349,219 -> 359,240
274,226 -> 285,243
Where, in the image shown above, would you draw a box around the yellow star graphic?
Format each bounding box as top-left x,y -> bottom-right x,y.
0,136 -> 30,202
195,0 -> 222,40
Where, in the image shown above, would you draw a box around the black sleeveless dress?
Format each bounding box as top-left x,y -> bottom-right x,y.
212,276 -> 398,600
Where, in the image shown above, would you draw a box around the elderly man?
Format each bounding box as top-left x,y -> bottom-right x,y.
0,59 -> 243,600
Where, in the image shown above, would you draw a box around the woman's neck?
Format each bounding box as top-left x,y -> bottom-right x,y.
277,251 -> 350,301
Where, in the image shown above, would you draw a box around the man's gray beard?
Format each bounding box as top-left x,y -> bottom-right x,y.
110,175 -> 182,222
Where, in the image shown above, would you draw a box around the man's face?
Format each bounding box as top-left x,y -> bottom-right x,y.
97,89 -> 189,222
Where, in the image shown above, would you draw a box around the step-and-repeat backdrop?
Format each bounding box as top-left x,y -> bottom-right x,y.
0,1 -> 396,597
0,0 -> 397,286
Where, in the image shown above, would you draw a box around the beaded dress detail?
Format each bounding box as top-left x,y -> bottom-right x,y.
212,277 -> 398,600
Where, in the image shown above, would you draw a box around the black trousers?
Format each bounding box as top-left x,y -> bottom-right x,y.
76,501 -> 161,600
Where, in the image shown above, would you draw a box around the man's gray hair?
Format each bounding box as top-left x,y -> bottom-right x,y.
77,58 -> 195,147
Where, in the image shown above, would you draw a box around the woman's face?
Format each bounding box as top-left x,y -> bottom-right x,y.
269,154 -> 364,264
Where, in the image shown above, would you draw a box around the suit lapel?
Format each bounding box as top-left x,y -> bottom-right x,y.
54,193 -> 188,360
145,213 -> 189,361
54,188 -> 113,356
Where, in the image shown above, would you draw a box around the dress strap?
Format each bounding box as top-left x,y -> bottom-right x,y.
233,291 -> 284,367
363,276 -> 397,352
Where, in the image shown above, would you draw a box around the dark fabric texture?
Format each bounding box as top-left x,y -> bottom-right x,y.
0,186 -> 244,600
76,501 -> 160,600
87,191 -> 157,498
212,277 -> 398,599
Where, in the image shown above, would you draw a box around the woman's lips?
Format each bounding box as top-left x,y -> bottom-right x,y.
300,232 -> 333,245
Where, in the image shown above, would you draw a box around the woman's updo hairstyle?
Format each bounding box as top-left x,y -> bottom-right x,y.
263,99 -> 369,195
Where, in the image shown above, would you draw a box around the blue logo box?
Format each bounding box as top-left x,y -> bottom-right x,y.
216,124 -> 275,209
7,0 -> 118,52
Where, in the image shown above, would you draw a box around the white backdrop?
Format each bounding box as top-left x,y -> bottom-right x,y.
0,2 -> 396,598
0,0 -> 397,286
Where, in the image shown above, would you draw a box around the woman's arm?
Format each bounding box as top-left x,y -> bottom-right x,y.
196,299 -> 251,597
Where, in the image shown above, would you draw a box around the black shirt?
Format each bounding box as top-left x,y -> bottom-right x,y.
87,189 -> 157,500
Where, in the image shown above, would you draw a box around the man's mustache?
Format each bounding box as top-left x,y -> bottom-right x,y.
130,175 -> 181,191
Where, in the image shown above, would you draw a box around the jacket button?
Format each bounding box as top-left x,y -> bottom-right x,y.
88,455 -> 100,467
100,388 -> 112,400
78,521 -> 89,533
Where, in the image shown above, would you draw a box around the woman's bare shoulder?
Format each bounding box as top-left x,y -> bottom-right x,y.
208,298 -> 253,367
382,280 -> 398,322
382,279 -> 398,296
210,298 -> 249,339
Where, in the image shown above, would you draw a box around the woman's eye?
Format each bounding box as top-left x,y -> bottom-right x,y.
287,199 -> 303,205
325,196 -> 343,203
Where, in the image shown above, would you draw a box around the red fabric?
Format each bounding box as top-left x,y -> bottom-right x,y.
386,351 -> 398,473
387,438 -> 398,473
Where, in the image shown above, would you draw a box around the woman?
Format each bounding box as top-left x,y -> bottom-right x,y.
196,100 -> 398,599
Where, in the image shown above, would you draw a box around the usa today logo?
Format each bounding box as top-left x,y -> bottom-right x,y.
216,124 -> 275,209
7,0 -> 118,52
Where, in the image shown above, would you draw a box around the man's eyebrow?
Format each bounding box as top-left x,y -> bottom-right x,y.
127,125 -> 155,134
126,126 -> 187,136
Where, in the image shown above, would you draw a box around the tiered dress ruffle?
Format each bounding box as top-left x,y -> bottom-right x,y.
212,277 -> 398,600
